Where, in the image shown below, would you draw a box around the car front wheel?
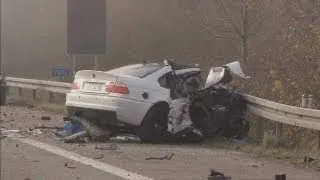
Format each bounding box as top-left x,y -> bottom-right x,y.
136,104 -> 169,143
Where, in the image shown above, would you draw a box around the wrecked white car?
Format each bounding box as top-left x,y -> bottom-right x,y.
65,60 -> 250,143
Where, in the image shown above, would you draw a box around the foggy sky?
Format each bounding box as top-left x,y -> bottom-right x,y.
0,0 -> 238,80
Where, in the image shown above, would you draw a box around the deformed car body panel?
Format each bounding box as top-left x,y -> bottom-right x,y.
168,98 -> 193,134
223,61 -> 250,79
205,61 -> 250,88
167,61 -> 250,139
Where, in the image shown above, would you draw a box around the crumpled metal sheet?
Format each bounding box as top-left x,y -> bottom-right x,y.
224,61 -> 250,79
205,61 -> 250,88
167,98 -> 204,139
168,98 -> 193,134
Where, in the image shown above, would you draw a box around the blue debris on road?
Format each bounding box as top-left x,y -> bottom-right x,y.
55,120 -> 84,138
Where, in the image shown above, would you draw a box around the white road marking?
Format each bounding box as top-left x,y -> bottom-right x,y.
5,132 -> 154,180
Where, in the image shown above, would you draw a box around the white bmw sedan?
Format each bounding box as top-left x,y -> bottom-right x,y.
65,61 -> 201,142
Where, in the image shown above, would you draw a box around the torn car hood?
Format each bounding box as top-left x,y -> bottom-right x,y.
205,61 -> 250,88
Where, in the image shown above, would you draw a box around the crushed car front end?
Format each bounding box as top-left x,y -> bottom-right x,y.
164,60 -> 250,140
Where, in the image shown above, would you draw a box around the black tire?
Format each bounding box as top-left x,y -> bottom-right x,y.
220,116 -> 249,139
189,101 -> 216,136
136,104 -> 169,143
71,116 -> 111,142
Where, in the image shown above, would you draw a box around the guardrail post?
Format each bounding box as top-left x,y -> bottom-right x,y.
275,174 -> 286,180
317,131 -> 320,151
307,94 -> 313,109
32,90 -> 37,100
0,73 -> 7,105
301,94 -> 308,108
6,86 -> 9,96
49,92 -> 54,102
276,123 -> 283,138
256,117 -> 265,141
18,88 -> 22,97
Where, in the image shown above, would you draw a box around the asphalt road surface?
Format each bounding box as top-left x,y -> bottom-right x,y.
1,105 -> 320,180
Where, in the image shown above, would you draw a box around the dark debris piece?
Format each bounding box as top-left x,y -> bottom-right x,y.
41,116 -> 51,121
64,161 -> 76,169
304,156 -> 316,163
145,153 -> 174,160
208,169 -> 231,180
275,174 -> 286,180
34,125 -> 63,130
92,154 -> 104,159
95,143 -> 118,150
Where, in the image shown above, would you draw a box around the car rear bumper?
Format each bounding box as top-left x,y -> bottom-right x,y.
65,92 -> 152,126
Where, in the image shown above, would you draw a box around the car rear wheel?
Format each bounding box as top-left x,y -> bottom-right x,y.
136,104 -> 169,143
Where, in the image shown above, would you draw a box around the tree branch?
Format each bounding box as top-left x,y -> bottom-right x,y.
216,0 -> 242,37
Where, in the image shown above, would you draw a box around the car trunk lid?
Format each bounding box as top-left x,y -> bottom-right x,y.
72,70 -> 127,95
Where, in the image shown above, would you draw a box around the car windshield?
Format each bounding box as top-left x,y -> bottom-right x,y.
106,63 -> 163,78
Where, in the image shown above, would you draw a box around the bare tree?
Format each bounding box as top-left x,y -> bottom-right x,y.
179,0 -> 279,65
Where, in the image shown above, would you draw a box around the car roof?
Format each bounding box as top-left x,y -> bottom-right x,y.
106,63 -> 164,78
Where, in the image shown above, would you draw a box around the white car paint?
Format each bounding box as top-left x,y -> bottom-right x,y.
66,61 -> 246,129
65,63 -> 201,126
205,61 -> 250,88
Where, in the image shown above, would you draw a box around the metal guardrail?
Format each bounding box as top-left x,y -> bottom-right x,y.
2,76 -> 320,131
243,94 -> 320,131
6,77 -> 71,94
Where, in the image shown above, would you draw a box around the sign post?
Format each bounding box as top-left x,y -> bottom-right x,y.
72,54 -> 76,74
94,56 -> 99,70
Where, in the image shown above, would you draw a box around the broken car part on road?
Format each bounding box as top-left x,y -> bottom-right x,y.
95,143 -> 118,150
208,169 -> 231,180
64,60 -> 250,143
145,153 -> 174,160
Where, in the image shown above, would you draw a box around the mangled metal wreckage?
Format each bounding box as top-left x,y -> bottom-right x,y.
64,60 -> 250,143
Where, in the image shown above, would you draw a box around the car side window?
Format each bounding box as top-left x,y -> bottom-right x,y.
158,75 -> 167,88
158,73 -> 172,89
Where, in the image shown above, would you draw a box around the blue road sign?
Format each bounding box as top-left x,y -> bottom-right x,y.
52,67 -> 72,77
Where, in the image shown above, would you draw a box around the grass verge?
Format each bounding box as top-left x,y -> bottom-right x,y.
205,134 -> 320,170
